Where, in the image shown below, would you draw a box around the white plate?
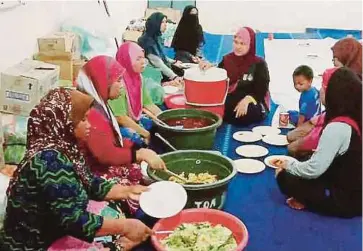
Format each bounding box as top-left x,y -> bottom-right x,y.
252,126 -> 281,136
235,145 -> 269,158
234,159 -> 266,174
163,85 -> 179,94
233,131 -> 262,143
140,181 -> 187,218
262,134 -> 289,146
264,155 -> 297,169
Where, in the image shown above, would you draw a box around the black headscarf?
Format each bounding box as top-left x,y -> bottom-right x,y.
171,5 -> 205,55
138,12 -> 168,63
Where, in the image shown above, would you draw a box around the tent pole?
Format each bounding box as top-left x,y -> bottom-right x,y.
101,0 -> 119,49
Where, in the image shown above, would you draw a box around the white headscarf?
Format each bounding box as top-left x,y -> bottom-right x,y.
77,70 -> 124,146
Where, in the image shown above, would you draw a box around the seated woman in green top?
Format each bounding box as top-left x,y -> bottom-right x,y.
109,42 -> 162,146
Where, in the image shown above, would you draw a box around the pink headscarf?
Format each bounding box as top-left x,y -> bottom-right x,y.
116,42 -> 144,121
322,67 -> 339,91
223,27 -> 262,93
234,27 -> 251,53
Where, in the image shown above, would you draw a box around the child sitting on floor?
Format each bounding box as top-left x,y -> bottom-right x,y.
289,65 -> 321,126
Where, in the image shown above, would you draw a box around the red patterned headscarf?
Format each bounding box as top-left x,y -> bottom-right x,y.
8,88 -> 94,195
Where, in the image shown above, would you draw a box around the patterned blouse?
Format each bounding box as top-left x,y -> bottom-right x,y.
0,149 -> 114,250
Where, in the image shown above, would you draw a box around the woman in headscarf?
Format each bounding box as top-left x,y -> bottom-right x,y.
200,27 -> 270,125
332,37 -> 362,79
109,42 -> 161,146
171,5 -> 205,63
76,56 -> 165,214
0,88 -> 153,250
138,12 -> 184,84
275,67 -> 362,218
287,38 -> 362,158
287,68 -> 338,158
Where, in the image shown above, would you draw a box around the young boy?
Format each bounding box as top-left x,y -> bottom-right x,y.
289,65 -> 321,126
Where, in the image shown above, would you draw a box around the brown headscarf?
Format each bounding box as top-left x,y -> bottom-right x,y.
8,88 -> 94,195
70,90 -> 94,126
332,38 -> 362,79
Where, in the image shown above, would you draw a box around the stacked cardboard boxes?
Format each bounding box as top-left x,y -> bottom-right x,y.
0,59 -> 60,116
35,32 -> 81,83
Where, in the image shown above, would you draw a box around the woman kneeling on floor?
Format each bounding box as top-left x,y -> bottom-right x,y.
0,88 -> 152,250
275,68 -> 362,218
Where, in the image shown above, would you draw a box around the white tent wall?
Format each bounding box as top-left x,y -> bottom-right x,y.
60,1 -> 147,44
0,0 -> 147,73
0,0 -> 361,73
197,0 -> 362,34
0,1 -> 64,72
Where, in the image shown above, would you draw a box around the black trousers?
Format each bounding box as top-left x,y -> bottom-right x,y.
276,170 -> 361,218
223,95 -> 266,126
175,50 -> 194,63
161,64 -> 184,83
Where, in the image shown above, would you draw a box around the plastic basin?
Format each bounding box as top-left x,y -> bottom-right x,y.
147,150 -> 237,209
155,108 -> 222,150
151,208 -> 249,251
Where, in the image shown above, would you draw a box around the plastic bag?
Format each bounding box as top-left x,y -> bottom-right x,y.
4,144 -> 26,165
2,115 -> 27,165
0,174 -> 10,230
142,66 -> 165,105
162,22 -> 177,47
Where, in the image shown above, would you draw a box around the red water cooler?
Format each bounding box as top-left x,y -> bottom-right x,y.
165,67 -> 228,118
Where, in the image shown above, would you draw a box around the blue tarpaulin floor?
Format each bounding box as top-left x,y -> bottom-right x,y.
138,28 -> 362,251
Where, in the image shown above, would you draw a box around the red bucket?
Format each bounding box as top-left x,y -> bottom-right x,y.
151,208 -> 249,251
184,67 -> 228,106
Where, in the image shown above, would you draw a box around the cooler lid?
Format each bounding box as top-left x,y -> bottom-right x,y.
184,67 -> 227,82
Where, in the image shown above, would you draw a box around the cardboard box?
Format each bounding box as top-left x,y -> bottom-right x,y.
123,30 -> 143,42
0,59 -> 60,116
72,59 -> 86,81
38,32 -> 81,59
35,52 -> 73,81
145,8 -> 181,23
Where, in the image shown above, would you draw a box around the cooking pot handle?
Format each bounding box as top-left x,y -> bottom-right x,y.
154,133 -> 178,152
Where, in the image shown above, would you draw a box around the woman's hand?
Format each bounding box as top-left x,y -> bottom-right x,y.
274,160 -> 288,177
199,60 -> 213,71
173,60 -> 183,68
121,219 -> 153,244
136,148 -> 166,170
125,185 -> 149,201
273,160 -> 288,169
192,56 -> 200,63
234,97 -> 252,118
104,183 -> 147,201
